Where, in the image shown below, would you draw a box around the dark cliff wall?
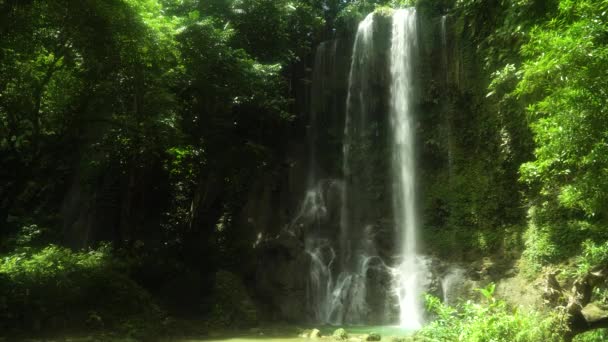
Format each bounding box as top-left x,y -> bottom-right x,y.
245,5 -> 531,322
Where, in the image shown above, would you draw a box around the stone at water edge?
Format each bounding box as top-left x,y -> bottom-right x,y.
390,338 -> 407,342
310,328 -> 322,339
390,338 -> 418,342
298,329 -> 312,338
366,332 -> 381,341
332,328 -> 348,340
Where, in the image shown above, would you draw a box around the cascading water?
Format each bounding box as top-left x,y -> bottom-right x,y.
342,12 -> 375,268
299,8 -> 431,327
441,15 -> 454,179
299,20 -> 380,324
299,40 -> 340,324
441,15 -> 448,80
389,8 -> 428,329
441,267 -> 465,306
328,12 -> 378,325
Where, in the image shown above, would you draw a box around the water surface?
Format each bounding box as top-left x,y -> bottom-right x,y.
191,325 -> 413,342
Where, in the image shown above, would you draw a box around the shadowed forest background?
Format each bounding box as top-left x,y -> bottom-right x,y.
1,0 -> 608,341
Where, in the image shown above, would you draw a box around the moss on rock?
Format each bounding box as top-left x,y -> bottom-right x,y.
333,328 -> 348,340
209,270 -> 258,327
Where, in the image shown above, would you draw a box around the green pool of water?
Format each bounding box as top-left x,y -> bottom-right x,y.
192,325 -> 414,342
13,325 -> 414,342
320,325 -> 413,335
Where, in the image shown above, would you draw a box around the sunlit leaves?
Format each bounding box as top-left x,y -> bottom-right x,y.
515,0 -> 608,218
419,291 -> 565,342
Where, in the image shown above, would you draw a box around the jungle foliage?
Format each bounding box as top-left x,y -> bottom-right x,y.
1,0 -> 608,340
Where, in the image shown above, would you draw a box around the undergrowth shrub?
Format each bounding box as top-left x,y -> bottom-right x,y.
575,240 -> 608,277
573,329 -> 608,342
0,244 -> 163,338
417,284 -> 567,342
209,270 -> 258,327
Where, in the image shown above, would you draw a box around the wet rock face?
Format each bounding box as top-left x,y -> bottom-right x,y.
252,233 -> 486,323
365,259 -> 399,324
244,6 -> 525,324
211,270 -> 259,327
254,233 -> 311,321
494,271 -> 543,309
248,14 -> 431,323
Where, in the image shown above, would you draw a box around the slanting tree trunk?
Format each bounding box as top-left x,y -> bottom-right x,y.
543,266 -> 608,341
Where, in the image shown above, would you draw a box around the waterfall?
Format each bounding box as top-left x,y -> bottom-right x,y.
342,12 -> 375,268
308,40 -> 338,186
441,15 -> 448,82
301,14 -> 379,323
441,15 -> 454,180
300,8 -> 432,327
389,8 -> 427,329
325,12 -> 377,325
299,41 -> 338,324
307,41 -> 325,186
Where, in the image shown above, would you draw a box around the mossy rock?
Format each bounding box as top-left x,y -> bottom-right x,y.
333,328 -> 348,340
209,270 -> 258,327
390,338 -> 408,342
298,329 -> 313,338
367,332 -> 381,341
299,328 -> 322,338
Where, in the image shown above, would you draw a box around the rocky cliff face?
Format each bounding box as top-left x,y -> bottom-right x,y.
242,7 -> 528,323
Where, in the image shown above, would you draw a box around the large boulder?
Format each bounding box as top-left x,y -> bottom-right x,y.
254,232 -> 311,321
210,270 -> 258,327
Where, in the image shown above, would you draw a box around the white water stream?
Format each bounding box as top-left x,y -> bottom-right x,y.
389,8 -> 428,329
300,8 -> 430,328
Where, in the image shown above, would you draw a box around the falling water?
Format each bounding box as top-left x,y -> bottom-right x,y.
299,41 -> 339,324
307,41 -> 325,186
308,40 -> 338,186
301,8 -> 431,326
441,267 -> 465,306
389,8 -> 427,329
326,12 -> 377,325
441,15 -> 454,179
301,14 -> 380,323
441,15 -> 448,82
342,12 -> 375,267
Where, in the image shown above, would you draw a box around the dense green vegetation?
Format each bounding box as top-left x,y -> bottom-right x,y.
1,0 -> 608,340
418,286 -> 565,342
